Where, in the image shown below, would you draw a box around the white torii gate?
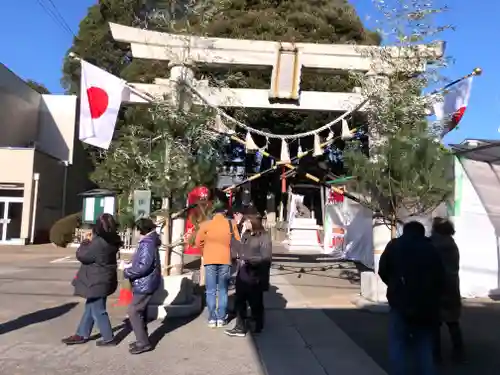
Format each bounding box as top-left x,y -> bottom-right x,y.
109,23 -> 444,304
109,22 -> 443,112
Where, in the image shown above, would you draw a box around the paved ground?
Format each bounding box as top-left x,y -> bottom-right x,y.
273,246 -> 500,375
0,245 -> 263,375
2,244 -> 498,374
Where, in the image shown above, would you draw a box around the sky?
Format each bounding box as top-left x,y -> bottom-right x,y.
0,0 -> 497,145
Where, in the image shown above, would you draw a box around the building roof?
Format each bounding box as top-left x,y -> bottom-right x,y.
449,139 -> 500,164
78,188 -> 116,197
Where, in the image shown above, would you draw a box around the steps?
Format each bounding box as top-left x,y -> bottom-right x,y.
286,218 -> 323,253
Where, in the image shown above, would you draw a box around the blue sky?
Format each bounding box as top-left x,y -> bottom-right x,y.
0,0 -> 497,145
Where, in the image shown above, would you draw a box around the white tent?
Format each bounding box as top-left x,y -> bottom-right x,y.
322,139 -> 500,299
449,139 -> 500,298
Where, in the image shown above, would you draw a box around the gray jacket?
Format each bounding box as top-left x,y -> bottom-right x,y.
236,232 -> 272,290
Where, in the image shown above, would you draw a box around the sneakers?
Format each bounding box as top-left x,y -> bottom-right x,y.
224,326 -> 246,337
216,319 -> 227,328
208,320 -> 217,328
61,335 -> 88,345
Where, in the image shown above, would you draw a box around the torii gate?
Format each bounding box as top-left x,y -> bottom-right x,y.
108,23 -> 444,296
109,21 -> 442,217
109,23 -> 442,110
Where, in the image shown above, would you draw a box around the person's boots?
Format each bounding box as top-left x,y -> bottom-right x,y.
225,316 -> 247,337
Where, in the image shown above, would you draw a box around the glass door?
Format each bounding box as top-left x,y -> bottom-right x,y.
6,202 -> 22,241
0,197 -> 23,244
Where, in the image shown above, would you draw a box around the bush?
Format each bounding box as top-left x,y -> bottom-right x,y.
50,212 -> 81,247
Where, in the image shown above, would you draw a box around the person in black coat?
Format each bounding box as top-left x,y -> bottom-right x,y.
62,214 -> 122,347
430,217 -> 465,363
379,221 -> 445,375
225,214 -> 272,337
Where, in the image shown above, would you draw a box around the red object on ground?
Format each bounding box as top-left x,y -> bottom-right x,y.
114,288 -> 133,306
184,186 -> 211,255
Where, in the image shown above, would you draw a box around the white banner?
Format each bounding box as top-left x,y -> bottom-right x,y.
323,196 -> 373,269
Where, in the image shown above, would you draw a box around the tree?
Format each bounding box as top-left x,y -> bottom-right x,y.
143,0 -> 382,212
26,79 -> 50,94
61,1 -> 176,220
342,0 -> 454,230
61,0 -> 381,217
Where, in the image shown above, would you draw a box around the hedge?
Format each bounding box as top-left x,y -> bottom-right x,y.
49,212 -> 81,247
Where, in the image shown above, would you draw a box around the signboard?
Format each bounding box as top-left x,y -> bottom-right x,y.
133,190 -> 152,220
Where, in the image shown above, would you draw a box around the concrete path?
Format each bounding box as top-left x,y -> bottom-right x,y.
254,269 -> 387,375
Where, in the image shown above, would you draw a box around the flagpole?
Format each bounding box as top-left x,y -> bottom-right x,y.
68,53 -> 156,103
430,67 -> 482,96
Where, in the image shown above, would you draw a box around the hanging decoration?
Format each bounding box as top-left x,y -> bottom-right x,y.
297,140 -> 303,157
341,119 -> 354,140
245,131 -> 259,152
280,139 -> 291,163
313,133 -> 323,157
212,113 -> 234,135
327,130 -> 334,141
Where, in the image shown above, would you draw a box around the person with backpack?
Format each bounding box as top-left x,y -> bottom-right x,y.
195,206 -> 240,328
378,221 -> 445,375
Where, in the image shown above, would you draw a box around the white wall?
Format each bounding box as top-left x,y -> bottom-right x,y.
37,95 -> 77,164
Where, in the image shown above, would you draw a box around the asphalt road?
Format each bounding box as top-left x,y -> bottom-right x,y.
0,245 -> 263,375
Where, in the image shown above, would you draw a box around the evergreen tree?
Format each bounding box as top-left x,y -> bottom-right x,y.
26,79 -> 50,94
62,0 -> 225,215
143,0 -> 381,212
343,0 -> 453,228
61,0 -> 380,215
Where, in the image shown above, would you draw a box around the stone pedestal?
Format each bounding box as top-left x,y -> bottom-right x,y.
148,273 -> 202,320
355,217 -> 391,312
169,217 -> 185,276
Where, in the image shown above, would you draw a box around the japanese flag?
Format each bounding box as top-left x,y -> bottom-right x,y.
79,60 -> 127,149
433,76 -> 473,137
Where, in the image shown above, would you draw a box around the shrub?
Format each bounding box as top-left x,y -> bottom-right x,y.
50,212 -> 81,247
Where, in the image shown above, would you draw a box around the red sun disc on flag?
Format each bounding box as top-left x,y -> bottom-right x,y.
452,107 -> 466,126
87,87 -> 109,119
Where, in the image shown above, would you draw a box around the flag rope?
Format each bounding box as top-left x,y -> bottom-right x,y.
69,53 -> 481,142
69,53 -> 481,212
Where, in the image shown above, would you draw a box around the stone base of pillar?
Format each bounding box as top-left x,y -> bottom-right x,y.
147,273 -> 202,320
353,271 -> 390,313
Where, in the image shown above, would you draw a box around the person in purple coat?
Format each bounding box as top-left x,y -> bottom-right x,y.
124,218 -> 161,355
